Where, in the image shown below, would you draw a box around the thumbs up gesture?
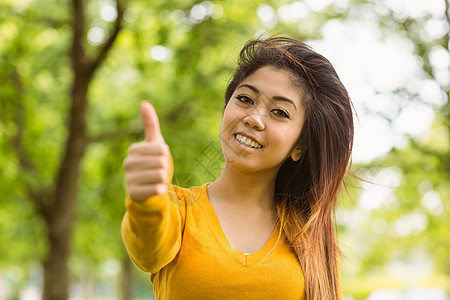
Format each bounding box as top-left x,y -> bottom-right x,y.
123,101 -> 172,201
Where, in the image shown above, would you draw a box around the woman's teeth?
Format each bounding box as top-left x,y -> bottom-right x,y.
235,134 -> 262,149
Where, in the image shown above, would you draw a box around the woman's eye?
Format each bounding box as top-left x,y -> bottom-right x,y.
236,95 -> 253,104
272,109 -> 290,118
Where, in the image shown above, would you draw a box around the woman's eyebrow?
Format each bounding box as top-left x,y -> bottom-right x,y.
237,83 -> 259,93
273,96 -> 297,111
237,83 -> 297,111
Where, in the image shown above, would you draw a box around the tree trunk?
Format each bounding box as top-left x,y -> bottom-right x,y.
42,224 -> 72,300
41,76 -> 88,299
120,255 -> 133,300
37,0 -> 123,298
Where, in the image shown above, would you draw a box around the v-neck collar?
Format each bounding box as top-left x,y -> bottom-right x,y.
201,183 -> 281,268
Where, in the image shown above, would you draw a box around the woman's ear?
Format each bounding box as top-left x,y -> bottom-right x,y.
291,145 -> 302,162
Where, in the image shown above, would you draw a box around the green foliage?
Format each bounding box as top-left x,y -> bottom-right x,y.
1,0 -> 449,298
363,114 -> 449,272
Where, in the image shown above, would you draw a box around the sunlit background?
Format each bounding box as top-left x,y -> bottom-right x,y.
0,0 -> 449,299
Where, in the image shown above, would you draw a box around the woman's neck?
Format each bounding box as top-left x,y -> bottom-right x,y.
208,164 -> 278,210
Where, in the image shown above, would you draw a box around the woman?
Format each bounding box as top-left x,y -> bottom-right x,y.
122,37 -> 353,299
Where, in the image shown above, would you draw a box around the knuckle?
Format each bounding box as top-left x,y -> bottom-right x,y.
157,169 -> 167,182
154,184 -> 167,195
151,145 -> 163,155
157,156 -> 167,168
128,143 -> 138,154
155,142 -> 168,154
123,157 -> 132,169
163,144 -> 171,155
124,173 -> 132,183
126,180 -> 137,190
128,188 -> 138,198
161,157 -> 170,170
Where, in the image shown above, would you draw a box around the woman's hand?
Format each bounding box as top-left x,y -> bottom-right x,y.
123,101 -> 171,202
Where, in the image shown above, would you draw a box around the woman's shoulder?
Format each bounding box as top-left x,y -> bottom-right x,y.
168,182 -> 210,208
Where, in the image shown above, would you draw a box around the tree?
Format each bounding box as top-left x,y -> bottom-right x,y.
1,0 -> 124,298
337,0 -> 449,297
357,0 -> 449,273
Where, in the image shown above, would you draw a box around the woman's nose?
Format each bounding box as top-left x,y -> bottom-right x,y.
243,108 -> 266,131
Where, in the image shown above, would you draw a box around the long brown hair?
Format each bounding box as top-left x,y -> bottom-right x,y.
225,37 -> 353,299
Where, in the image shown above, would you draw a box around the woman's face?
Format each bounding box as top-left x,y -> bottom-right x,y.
220,66 -> 306,174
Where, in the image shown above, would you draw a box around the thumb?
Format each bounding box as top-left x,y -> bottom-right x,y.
140,101 -> 163,142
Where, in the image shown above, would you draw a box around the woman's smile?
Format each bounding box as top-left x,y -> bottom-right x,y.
234,133 -> 263,149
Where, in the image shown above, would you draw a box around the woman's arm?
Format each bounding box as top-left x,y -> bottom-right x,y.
121,184 -> 184,273
121,101 -> 182,273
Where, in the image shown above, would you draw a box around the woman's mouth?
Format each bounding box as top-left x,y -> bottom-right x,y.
234,134 -> 263,149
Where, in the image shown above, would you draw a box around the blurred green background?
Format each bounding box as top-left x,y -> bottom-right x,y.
0,0 -> 448,299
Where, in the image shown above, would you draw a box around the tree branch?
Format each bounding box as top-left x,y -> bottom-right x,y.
28,187 -> 52,222
10,73 -> 35,173
86,0 -> 125,77
9,71 -> 51,217
408,136 -> 445,161
72,0 -> 87,75
88,127 -> 143,143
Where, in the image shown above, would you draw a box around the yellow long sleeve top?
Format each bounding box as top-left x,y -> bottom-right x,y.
121,183 -> 305,299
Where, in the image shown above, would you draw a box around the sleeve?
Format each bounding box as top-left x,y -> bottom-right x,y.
121,160 -> 185,274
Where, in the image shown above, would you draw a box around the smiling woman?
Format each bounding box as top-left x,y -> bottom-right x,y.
121,37 -> 354,300
220,66 -> 305,175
